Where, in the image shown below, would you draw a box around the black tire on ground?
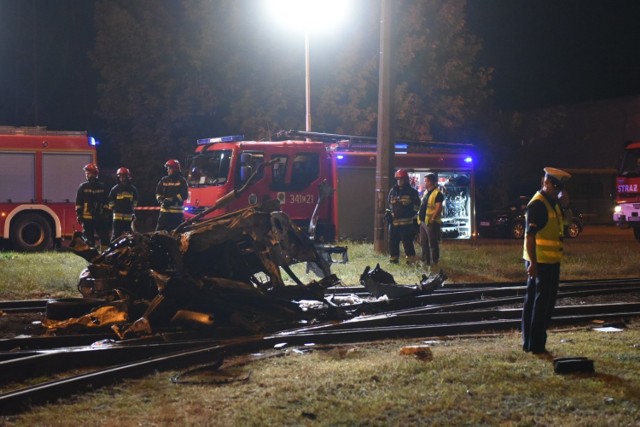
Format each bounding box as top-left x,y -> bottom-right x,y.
10,213 -> 53,252
511,221 -> 525,239
45,298 -> 106,321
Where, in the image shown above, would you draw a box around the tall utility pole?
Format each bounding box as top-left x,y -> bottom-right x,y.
374,0 -> 393,253
304,28 -> 311,133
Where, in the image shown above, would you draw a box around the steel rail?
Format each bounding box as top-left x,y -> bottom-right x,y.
329,280 -> 640,297
0,306 -> 638,415
0,299 -> 48,313
343,285 -> 640,317
0,338 -> 228,384
277,302 -> 640,333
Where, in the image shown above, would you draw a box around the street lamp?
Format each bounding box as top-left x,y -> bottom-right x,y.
265,0 -> 349,132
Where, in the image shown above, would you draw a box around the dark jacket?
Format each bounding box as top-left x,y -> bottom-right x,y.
75,177 -> 108,221
156,172 -> 188,214
388,183 -> 420,227
108,182 -> 139,221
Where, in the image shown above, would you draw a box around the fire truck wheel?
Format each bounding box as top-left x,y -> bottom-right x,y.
10,213 -> 53,252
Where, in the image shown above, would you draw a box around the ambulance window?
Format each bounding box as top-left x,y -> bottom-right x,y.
270,155 -> 288,190
290,153 -> 319,190
236,151 -> 265,188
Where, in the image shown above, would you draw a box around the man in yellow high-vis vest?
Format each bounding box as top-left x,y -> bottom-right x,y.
522,167 -> 571,355
418,173 -> 444,267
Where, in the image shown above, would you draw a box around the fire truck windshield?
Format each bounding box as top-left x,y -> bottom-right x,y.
620,148 -> 640,177
187,149 -> 231,187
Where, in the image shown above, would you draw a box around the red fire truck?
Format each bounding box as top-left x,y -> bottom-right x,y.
184,131 -> 475,242
0,126 -> 98,251
613,140 -> 640,241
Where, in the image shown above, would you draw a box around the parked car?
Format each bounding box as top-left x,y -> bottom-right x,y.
477,196 -> 584,239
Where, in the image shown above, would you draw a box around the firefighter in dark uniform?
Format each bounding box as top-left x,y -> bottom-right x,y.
155,159 -> 188,232
522,167 -> 571,354
388,169 -> 421,264
108,167 -> 138,239
75,163 -> 110,249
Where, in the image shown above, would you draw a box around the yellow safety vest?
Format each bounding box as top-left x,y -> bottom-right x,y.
424,189 -> 442,224
523,192 -> 564,264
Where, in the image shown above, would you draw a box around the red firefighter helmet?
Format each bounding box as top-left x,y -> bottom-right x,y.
83,163 -> 99,175
117,167 -> 131,178
394,169 -> 409,180
164,159 -> 181,171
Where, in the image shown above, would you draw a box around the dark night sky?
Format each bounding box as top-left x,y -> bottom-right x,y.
466,0 -> 640,110
2,0 -> 640,130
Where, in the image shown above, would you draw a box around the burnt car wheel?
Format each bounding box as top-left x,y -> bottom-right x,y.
511,221 -> 525,239
566,221 -> 581,238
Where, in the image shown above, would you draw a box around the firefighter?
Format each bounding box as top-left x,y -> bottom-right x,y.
108,167 -> 139,239
522,167 -> 571,354
155,159 -> 188,232
388,169 -> 421,264
75,163 -> 110,249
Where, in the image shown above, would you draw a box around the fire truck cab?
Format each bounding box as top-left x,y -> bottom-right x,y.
185,131 -> 476,242
186,135 -> 336,241
0,126 -> 98,251
613,140 -> 640,241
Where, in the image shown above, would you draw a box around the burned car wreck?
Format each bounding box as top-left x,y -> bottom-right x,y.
46,202 -> 446,338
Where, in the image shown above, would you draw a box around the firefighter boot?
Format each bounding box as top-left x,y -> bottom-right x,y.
389,256 -> 399,264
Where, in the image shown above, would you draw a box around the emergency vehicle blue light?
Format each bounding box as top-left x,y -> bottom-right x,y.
197,135 -> 244,145
394,143 -> 408,150
464,156 -> 473,163
336,154 -> 344,160
89,136 -> 99,146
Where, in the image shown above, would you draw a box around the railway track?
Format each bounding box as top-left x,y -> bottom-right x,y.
1,278 -> 640,415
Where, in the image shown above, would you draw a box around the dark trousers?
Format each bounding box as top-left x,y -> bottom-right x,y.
156,212 -> 184,232
522,261 -> 561,353
419,222 -> 441,265
388,223 -> 417,259
112,220 -> 133,240
82,219 -> 110,248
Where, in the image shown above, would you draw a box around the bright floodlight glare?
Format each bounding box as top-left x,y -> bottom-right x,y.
265,0 -> 349,32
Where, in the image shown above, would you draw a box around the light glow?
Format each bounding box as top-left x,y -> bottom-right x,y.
265,0 -> 349,33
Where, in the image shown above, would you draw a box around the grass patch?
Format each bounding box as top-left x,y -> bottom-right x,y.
0,251 -> 87,299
